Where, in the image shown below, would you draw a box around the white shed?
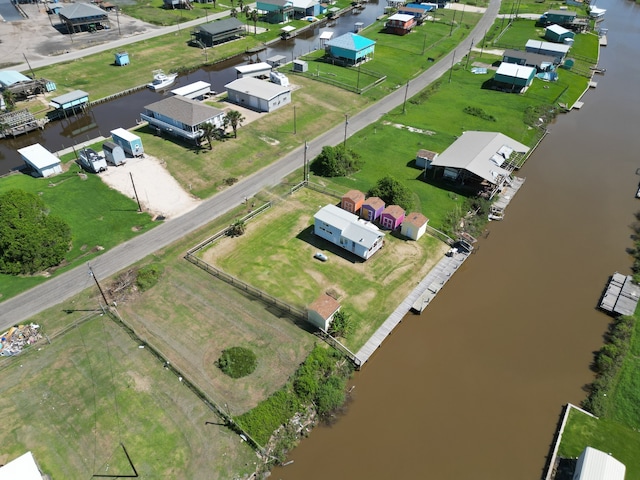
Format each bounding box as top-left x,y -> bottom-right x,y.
17,143 -> 62,178
307,293 -> 341,331
573,447 -> 626,480
401,212 -> 429,240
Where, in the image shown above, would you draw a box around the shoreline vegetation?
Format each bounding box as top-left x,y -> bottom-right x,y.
0,0 -> 608,477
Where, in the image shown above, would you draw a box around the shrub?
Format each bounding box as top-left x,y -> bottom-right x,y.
216,346 -> 257,379
329,310 -> 354,339
310,145 -> 363,177
227,220 -> 246,237
136,263 -> 164,291
463,106 -> 496,122
368,175 -> 414,211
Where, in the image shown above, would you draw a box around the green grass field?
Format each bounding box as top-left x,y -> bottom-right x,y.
0,171 -> 156,301
0,312 -> 256,478
202,187 -> 449,350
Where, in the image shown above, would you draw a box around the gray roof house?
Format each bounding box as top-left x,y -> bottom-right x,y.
502,49 -> 556,71
430,131 -> 529,187
190,18 -> 245,47
140,95 -> 225,143
225,77 -> 291,112
58,3 -> 109,33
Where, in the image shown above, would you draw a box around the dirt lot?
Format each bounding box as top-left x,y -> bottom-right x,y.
0,3 -> 158,68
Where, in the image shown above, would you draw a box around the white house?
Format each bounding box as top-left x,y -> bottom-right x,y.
17,143 -> 62,178
307,293 -> 341,331
313,204 -> 384,260
573,447 -> 626,480
225,77 -> 292,113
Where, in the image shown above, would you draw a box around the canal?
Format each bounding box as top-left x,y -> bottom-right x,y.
0,1 -> 387,174
272,0 -> 640,478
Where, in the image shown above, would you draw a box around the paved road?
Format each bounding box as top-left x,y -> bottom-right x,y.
0,0 -> 500,328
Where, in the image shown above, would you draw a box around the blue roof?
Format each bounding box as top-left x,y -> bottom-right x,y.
327,33 -> 375,51
0,70 -> 31,88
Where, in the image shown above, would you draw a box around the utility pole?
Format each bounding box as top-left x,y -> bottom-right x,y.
480,29 -> 487,57
343,114 -> 348,149
22,54 -> 36,80
293,105 -> 297,134
448,50 -> 456,83
116,6 -> 122,36
88,265 -> 110,307
402,81 -> 409,114
465,38 -> 474,70
449,9 -> 456,37
130,172 -> 142,212
303,140 -> 309,182
459,3 -> 465,25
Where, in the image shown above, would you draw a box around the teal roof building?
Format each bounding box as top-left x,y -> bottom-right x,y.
326,33 -> 376,65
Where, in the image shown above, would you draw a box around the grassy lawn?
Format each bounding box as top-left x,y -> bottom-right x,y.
0,312 -> 256,479
200,187 -> 449,351
0,170 -> 156,301
558,408 -> 640,477
499,0 -> 579,15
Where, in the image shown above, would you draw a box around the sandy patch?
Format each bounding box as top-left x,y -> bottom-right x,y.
99,154 -> 201,219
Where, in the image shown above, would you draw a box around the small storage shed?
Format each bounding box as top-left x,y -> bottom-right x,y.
235,62 -> 273,79
111,128 -> 144,157
415,149 -> 438,169
114,51 -> 130,66
293,60 -> 308,72
102,141 -> 126,166
544,24 -> 575,43
225,77 -> 292,113
379,205 -> 405,230
360,196 -> 385,222
401,212 -> 429,240
307,293 -> 341,331
341,189 -> 365,214
267,55 -> 287,68
171,81 -> 211,100
494,63 -> 536,90
17,143 -> 62,178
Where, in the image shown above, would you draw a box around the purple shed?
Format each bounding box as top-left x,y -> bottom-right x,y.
361,196 -> 385,222
379,205 -> 405,230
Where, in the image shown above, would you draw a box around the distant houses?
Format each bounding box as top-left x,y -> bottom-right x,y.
257,0 -> 294,23
539,9 -> 577,27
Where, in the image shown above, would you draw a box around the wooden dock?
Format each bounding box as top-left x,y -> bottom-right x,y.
355,249 -> 470,365
599,35 -> 608,46
599,272 -> 640,316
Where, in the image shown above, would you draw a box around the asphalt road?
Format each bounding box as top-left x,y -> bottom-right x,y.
0,0 -> 500,328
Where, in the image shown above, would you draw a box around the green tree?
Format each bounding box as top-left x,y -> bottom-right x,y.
368,175 -> 413,211
2,90 -> 16,112
238,0 -> 244,11
224,109 -> 245,138
315,375 -> 347,416
328,309 -> 354,339
0,189 -> 72,275
251,9 -> 259,34
216,346 -> 257,378
199,122 -> 217,150
230,7 -> 237,17
310,145 -> 362,177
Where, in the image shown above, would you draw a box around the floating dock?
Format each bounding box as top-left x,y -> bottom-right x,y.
599,272 -> 640,316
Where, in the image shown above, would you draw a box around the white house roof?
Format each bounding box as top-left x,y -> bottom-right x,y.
319,31 -> 334,40
171,81 -> 211,97
387,13 -> 414,22
496,62 -> 536,79
235,62 -> 272,75
315,204 -> 384,249
430,131 -> 530,185
225,77 -> 291,101
291,0 -> 316,8
526,39 -> 571,54
0,451 -> 42,480
575,447 -> 626,480
546,23 -> 571,35
17,143 -> 61,170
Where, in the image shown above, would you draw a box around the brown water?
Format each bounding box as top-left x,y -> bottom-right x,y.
273,2 -> 640,478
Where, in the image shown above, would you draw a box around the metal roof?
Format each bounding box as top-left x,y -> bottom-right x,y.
235,62 -> 272,74
0,452 -> 43,480
57,2 -> 107,20
144,95 -> 224,127
225,77 -> 291,101
496,63 -> 536,79
430,131 -> 529,185
503,49 -> 557,67
171,81 -> 211,97
0,70 -> 31,88
546,23 -> 571,35
50,90 -> 89,106
196,17 -> 244,35
526,39 -> 571,54
17,143 -> 61,170
314,204 -> 384,249
387,13 -> 415,22
574,447 -> 626,480
327,32 -> 376,51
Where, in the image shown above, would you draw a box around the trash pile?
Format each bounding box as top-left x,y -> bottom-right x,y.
0,324 -> 42,356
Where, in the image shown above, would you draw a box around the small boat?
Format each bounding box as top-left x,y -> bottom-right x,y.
589,6 -> 606,18
147,70 -> 178,90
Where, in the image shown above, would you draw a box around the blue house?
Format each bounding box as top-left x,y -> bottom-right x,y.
314,204 -> 385,261
257,0 -> 294,23
326,33 -> 376,65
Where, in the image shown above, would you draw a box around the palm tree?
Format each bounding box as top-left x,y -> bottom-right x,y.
238,0 -> 244,11
224,110 -> 245,138
2,90 -> 16,113
200,122 -> 217,150
230,7 -> 237,18
251,9 -> 259,35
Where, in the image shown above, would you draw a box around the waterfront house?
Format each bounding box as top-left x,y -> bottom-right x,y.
401,212 -> 429,241
291,0 -> 321,18
429,131 -> 529,188
257,0 -> 294,23
190,18 -> 245,47
49,90 -> 89,115
397,6 -> 429,23
573,447 -> 625,480
493,63 -> 536,92
379,205 -> 405,230
525,40 -> 570,63
415,149 -> 439,170
360,197 -> 385,222
141,95 -> 225,143
57,3 -> 109,33
326,33 -> 376,65
385,13 -> 417,35
314,204 -> 385,260
502,49 -> 555,72
539,9 -> 577,27
341,189 -> 365,214
307,293 -> 341,331
544,24 -> 575,43
17,143 -> 62,178
225,77 -> 291,113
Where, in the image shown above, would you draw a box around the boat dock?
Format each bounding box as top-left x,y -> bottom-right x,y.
599,272 -> 640,316
599,35 -> 608,46
488,176 -> 526,221
356,247 -> 471,365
